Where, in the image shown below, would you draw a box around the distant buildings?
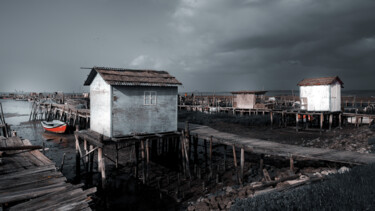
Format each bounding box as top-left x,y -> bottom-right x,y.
84,67 -> 182,137
298,76 -> 343,112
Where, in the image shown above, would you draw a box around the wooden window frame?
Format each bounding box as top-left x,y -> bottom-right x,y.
144,91 -> 157,105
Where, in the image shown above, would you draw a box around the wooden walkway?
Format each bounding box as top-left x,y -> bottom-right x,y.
0,136 -> 95,210
180,123 -> 375,165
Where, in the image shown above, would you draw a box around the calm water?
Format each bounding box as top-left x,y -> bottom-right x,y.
0,99 -> 77,180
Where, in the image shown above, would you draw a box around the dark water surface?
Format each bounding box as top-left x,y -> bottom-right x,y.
0,99 -> 77,180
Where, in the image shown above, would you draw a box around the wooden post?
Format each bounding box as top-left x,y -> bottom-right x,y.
193,135 -> 198,165
320,113 -> 324,133
98,147 -> 106,189
204,139 -> 208,171
209,136 -> 213,179
181,135 -> 186,176
146,139 -> 150,183
329,114 -> 333,131
135,141 -> 139,179
223,145 -> 227,171
259,154 -> 264,175
339,113 -> 342,129
270,111 -> 273,129
141,140 -> 146,184
183,132 -> 191,179
75,127 -> 81,182
290,155 -> 294,173
83,137 -> 88,172
232,145 -> 240,184
115,143 -> 119,169
240,147 -> 244,183
89,145 -> 94,173
296,113 -> 299,132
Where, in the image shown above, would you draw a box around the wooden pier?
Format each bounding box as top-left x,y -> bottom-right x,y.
0,135 -> 96,210
29,102 -> 90,128
180,122 -> 375,165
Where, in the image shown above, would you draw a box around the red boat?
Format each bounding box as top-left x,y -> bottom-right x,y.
41,120 -> 67,133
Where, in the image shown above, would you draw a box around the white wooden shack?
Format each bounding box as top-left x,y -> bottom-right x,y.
231,91 -> 267,109
84,67 -> 182,137
298,76 -> 343,112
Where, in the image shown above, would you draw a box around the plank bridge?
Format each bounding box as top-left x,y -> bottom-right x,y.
0,135 -> 96,210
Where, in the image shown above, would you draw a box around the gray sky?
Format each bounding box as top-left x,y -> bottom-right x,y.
1,0 -> 374,93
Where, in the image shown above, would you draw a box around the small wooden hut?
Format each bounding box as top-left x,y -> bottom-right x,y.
231,91 -> 267,109
298,76 -> 343,112
84,67 -> 182,137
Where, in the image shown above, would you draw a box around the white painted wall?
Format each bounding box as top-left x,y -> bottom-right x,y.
234,94 -> 256,109
90,74 -> 112,137
112,86 -> 178,136
300,85 -> 330,111
330,82 -> 341,112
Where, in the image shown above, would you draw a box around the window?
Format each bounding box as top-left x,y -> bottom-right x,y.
144,91 -> 157,105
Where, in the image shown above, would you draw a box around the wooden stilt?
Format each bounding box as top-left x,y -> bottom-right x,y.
141,140 -> 146,184
193,135 -> 198,165
75,127 -> 81,182
209,136 -> 213,179
259,154 -> 264,175
232,145 -> 240,184
204,139 -> 208,171
339,113 -> 342,129
115,143 -> 119,169
223,145 -> 227,171
270,111 -> 273,129
181,135 -> 186,176
290,155 -> 294,173
83,137 -> 88,172
135,141 -> 139,179
296,113 -> 299,132
240,148 -> 244,183
320,113 -> 324,133
329,114 -> 333,131
146,139 -> 150,183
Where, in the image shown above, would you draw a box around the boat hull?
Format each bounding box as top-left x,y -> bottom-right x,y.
41,121 -> 67,134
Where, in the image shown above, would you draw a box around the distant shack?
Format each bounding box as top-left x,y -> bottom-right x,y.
298,76 -> 343,112
84,67 -> 182,137
231,91 -> 267,109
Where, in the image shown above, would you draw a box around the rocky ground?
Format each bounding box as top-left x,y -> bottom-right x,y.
179,111 -> 375,210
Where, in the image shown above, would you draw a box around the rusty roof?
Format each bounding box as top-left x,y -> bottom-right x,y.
297,76 -> 344,87
84,67 -> 182,87
231,91 -> 267,95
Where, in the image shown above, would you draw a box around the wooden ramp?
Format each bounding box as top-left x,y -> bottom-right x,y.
0,136 -> 96,210
180,123 -> 375,165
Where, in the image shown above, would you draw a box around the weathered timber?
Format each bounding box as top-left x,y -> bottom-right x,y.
179,122 -> 375,165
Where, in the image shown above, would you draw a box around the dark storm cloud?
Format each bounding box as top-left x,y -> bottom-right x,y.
0,0 -> 374,92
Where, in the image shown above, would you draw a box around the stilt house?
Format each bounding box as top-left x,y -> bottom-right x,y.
84,67 -> 182,137
231,91 -> 267,109
298,76 -> 343,112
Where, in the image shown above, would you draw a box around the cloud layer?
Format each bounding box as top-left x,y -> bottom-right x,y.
1,0 -> 374,92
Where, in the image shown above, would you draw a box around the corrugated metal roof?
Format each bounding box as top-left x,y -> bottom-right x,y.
231,91 -> 268,95
297,76 -> 344,87
84,67 -> 182,87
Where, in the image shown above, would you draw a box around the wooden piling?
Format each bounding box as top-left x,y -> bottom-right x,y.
232,145 -> 239,184
296,113 -> 299,132
141,140 -> 146,184
240,147 -> 244,182
329,114 -> 333,131
320,113 -> 324,133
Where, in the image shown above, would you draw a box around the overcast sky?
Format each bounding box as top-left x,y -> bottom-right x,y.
1,0 -> 374,93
